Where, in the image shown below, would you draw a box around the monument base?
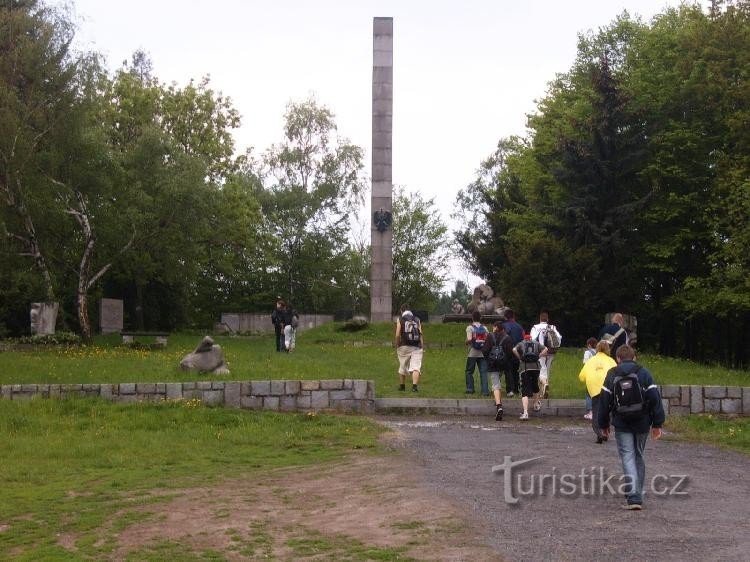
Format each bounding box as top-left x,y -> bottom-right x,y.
443,314 -> 505,324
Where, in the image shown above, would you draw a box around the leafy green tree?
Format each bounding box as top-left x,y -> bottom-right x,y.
259,98 -> 366,312
392,186 -> 449,312
0,0 -> 78,304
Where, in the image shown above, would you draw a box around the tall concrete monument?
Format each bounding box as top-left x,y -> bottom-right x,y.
370,17 -> 393,322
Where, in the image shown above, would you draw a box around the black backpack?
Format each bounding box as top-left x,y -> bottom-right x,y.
612,365 -> 647,419
400,313 -> 421,346
520,341 -> 539,363
487,334 -> 509,370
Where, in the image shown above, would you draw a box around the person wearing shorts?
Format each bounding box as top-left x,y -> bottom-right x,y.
513,334 -> 548,420
485,321 -> 513,421
395,304 -> 424,392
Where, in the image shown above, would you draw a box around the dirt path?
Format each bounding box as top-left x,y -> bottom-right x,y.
111,446 -> 500,561
379,415 -> 750,561
92,415 -> 748,560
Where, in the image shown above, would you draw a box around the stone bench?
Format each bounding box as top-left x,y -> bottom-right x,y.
121,331 -> 169,347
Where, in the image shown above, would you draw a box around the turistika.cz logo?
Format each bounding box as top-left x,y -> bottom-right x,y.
491,456 -> 689,505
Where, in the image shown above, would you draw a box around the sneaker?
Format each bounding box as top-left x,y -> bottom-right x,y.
622,503 -> 643,511
533,399 -> 542,412
411,385 -> 418,392
519,412 -> 529,420
465,390 -> 475,394
507,391 -> 515,398
583,411 -> 593,420
495,405 -> 503,421
398,384 -> 406,392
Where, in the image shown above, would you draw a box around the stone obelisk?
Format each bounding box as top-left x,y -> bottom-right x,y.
370,17 -> 393,323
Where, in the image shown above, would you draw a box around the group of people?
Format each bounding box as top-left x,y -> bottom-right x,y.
463,309 -> 561,422
395,305 -> 665,510
271,298 -> 299,353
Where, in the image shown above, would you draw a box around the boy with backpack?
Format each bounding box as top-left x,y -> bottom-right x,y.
597,344 -> 665,510
465,310 -> 490,395
395,304 -> 424,392
512,333 -> 549,420
530,311 -> 562,400
484,321 -> 514,421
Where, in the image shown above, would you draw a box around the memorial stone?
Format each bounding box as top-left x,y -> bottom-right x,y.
99,298 -> 124,334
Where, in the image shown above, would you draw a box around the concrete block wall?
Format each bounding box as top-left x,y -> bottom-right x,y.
1,382 -> 746,417
0,379 -> 375,413
660,385 -> 750,416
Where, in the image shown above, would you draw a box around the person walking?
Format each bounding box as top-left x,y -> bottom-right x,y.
599,313 -> 628,358
465,310 -> 490,395
281,303 -> 299,352
530,311 -> 561,399
597,344 -> 665,510
395,304 -> 424,392
512,334 -> 548,420
484,321 -> 513,421
582,337 -> 598,419
502,308 -> 524,397
578,340 -> 616,443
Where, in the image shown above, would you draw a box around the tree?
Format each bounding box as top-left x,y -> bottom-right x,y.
259,97 -> 366,311
0,0 -> 78,304
392,186 -> 449,312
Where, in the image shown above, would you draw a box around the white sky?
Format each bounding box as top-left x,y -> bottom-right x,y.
63,0 -> 696,289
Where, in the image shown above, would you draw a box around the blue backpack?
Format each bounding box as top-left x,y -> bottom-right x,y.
471,325 -> 489,350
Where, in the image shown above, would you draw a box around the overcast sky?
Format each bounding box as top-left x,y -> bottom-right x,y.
63,0 -> 697,289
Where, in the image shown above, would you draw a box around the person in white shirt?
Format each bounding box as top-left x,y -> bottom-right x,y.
529,311 -> 562,399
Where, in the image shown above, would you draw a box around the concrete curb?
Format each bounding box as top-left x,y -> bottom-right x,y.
374,398 -> 588,417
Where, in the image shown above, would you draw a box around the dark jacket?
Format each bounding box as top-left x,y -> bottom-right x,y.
271,308 -> 283,328
599,322 -> 627,357
597,361 -> 665,434
502,320 -> 524,345
280,308 -> 298,327
483,332 -> 514,371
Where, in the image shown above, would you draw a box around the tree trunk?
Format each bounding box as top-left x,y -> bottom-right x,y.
77,283 -> 91,342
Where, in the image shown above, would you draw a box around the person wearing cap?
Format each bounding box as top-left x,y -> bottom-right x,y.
512,333 -> 548,420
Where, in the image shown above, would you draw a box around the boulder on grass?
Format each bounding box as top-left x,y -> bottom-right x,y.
179,336 -> 230,375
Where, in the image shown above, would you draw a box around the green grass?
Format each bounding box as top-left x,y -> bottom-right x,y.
0,398 -> 383,560
666,414 -> 750,454
0,323 -> 747,398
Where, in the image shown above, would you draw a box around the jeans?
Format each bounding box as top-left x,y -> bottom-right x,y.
585,392 -> 592,411
465,356 -> 489,395
614,430 -> 649,505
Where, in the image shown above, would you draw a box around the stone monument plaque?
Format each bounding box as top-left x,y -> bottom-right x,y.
100,298 -> 124,334
30,302 -> 58,335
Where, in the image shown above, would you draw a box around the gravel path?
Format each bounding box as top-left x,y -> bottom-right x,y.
378,415 -> 750,562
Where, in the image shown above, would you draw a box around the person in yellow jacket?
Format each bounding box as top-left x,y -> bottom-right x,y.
578,340 -> 616,443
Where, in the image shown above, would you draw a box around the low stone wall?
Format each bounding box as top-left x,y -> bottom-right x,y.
1,382 -> 746,417
0,379 -> 375,413
219,313 -> 334,334
660,385 -> 749,416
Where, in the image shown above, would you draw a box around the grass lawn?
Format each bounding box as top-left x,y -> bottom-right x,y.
0,322 -> 747,399
0,398 -> 384,560
665,414 -> 750,454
